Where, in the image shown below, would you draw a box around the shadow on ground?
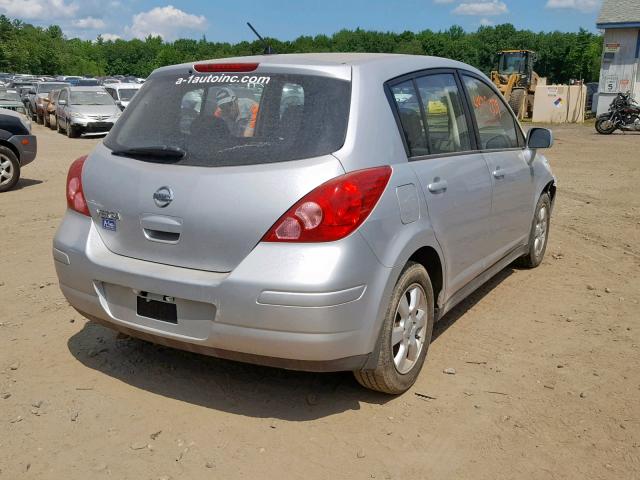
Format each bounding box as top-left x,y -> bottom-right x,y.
433,267 -> 514,342
11,178 -> 43,191
67,266 -> 515,420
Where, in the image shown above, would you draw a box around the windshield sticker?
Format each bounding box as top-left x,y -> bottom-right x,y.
175,74 -> 271,86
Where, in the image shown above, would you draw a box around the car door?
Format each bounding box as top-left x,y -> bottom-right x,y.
388,72 -> 493,297
57,89 -> 68,127
460,74 -> 534,263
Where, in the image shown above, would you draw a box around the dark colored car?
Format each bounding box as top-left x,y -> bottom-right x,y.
0,109 -> 37,192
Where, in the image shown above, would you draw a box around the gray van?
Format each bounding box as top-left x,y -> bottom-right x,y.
53,54 -> 554,394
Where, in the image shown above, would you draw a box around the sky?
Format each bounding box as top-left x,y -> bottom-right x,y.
0,0 -> 602,43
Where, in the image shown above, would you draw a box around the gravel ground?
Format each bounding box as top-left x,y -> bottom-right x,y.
1,122 -> 639,479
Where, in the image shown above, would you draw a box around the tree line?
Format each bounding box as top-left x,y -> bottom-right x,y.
0,15 -> 602,84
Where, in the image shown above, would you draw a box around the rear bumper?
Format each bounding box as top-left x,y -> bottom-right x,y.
9,135 -> 37,167
53,211 -> 397,371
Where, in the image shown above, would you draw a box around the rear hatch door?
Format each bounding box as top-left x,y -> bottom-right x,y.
83,63 -> 351,272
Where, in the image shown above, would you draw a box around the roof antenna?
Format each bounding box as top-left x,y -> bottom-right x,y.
247,22 -> 276,55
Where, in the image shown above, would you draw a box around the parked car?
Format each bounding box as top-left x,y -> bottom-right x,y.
56,86 -> 121,137
44,89 -> 61,129
53,54 -> 555,394
104,83 -> 142,110
68,78 -> 100,86
0,88 -> 28,115
0,108 -> 37,192
100,77 -> 121,85
31,82 -> 69,124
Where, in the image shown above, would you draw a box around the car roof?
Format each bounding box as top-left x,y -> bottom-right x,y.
66,86 -> 107,92
104,83 -> 141,89
153,53 -> 484,81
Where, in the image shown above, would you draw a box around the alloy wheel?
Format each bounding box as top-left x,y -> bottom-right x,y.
392,283 -> 428,374
0,154 -> 14,187
533,204 -> 548,258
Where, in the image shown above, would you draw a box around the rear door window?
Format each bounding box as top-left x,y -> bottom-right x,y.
462,76 -> 523,150
104,73 -> 351,167
390,80 -> 428,157
414,73 -> 472,154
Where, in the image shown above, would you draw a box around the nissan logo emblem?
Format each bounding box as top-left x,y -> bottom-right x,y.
153,186 -> 174,208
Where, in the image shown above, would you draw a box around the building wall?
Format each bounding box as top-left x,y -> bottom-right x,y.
596,28 -> 640,115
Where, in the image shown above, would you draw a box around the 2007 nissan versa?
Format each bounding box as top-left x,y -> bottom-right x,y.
53,53 -> 555,394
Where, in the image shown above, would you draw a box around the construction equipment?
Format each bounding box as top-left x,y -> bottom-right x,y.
491,50 -> 541,119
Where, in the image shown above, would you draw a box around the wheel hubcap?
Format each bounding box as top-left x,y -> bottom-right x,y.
392,283 -> 428,374
533,205 -> 548,258
0,155 -> 14,186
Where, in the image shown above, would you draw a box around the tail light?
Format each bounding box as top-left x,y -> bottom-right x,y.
66,155 -> 90,216
262,166 -> 392,243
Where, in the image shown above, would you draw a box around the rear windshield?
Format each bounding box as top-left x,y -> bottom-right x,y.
0,90 -> 20,101
118,88 -> 139,101
37,83 -> 68,93
71,91 -> 114,105
104,72 -> 351,167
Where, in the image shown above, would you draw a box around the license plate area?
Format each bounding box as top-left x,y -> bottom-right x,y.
136,292 -> 177,324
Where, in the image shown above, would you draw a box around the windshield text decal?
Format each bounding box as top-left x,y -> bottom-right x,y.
175,74 -> 271,86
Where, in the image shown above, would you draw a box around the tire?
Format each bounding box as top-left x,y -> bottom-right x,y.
0,146 -> 20,192
508,89 -> 526,118
516,193 -> 551,268
43,113 -> 50,128
354,262 -> 435,394
36,111 -> 43,125
67,124 -> 78,138
57,117 -> 64,133
595,116 -> 616,135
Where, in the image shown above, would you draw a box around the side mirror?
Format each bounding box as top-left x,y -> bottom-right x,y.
526,127 -> 553,149
58,99 -> 67,106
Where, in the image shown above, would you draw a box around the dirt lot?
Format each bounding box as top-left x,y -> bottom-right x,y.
1,122 -> 639,479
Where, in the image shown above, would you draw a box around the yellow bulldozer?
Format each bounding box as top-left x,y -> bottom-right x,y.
491,49 -> 541,119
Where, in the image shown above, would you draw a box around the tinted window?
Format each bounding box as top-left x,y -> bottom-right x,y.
390,80 -> 428,157
118,88 -> 138,101
105,73 -> 351,167
37,83 -> 68,94
415,74 -> 471,154
462,76 -> 520,150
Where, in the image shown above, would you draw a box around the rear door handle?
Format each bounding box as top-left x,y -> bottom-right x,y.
427,179 -> 448,194
492,168 -> 505,179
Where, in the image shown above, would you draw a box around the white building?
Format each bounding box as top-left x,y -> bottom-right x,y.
596,0 -> 640,115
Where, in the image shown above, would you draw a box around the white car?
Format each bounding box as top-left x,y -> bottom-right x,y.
104,83 -> 142,110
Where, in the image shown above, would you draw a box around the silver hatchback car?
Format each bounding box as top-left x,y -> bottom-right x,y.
53,53 -> 555,394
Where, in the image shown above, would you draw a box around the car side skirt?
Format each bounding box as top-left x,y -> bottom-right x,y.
436,243 -> 529,321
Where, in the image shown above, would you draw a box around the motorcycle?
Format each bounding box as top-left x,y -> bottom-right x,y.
595,92 -> 640,134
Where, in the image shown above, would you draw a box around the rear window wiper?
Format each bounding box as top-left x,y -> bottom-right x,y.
111,145 -> 186,161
